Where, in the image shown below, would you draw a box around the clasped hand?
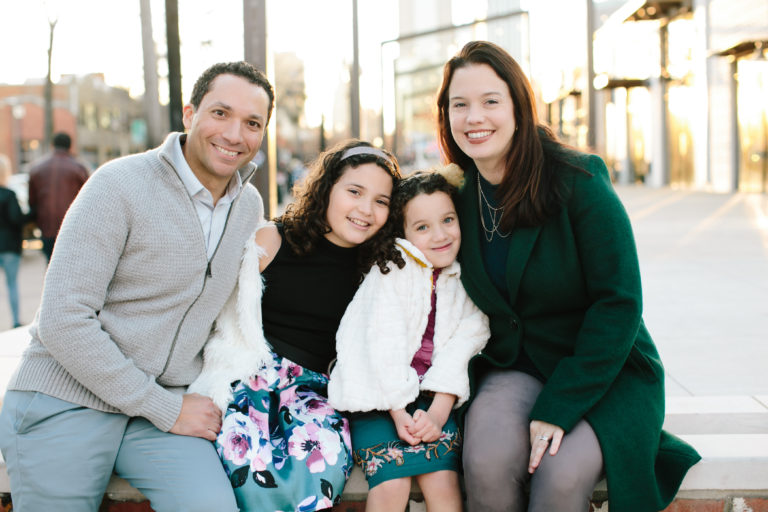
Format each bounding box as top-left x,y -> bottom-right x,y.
390,408 -> 443,445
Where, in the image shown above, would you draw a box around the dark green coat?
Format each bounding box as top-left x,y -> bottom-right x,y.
457,151 -> 700,512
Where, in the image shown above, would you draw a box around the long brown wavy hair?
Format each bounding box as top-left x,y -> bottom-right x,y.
436,40 -> 585,230
275,139 -> 403,276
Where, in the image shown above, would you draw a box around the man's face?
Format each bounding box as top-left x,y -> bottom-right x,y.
182,73 -> 270,195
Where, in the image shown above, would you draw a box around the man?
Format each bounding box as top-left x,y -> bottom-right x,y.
0,61 -> 274,512
28,131 -> 90,261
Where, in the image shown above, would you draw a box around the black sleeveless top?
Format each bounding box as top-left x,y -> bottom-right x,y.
261,224 -> 360,373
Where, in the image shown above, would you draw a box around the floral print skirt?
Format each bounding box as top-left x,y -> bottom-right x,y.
216,352 -> 352,512
349,394 -> 462,488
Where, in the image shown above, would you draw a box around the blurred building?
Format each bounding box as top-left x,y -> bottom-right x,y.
593,0 -> 768,192
0,73 -> 153,174
383,0 -> 529,171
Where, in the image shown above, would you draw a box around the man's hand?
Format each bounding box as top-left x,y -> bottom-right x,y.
170,393 -> 223,441
390,408 -> 421,445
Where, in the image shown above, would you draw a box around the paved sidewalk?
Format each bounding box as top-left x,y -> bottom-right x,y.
618,187 -> 768,398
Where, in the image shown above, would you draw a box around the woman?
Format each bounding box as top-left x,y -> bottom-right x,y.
189,139 -> 402,511
435,41 -> 700,512
0,154 -> 25,328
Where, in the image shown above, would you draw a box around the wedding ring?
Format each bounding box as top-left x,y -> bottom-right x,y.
537,435 -> 550,442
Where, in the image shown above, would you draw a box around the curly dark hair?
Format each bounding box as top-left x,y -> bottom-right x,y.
275,139 -> 403,276
189,61 -> 275,123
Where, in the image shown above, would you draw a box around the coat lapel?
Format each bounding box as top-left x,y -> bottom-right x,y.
505,224 -> 542,306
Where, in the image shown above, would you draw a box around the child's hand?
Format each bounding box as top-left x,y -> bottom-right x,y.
411,409 -> 442,443
390,409 -> 421,445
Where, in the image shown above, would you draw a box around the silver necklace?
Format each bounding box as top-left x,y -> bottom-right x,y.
477,172 -> 510,242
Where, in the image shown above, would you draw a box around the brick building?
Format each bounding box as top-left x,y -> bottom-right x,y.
0,73 -> 158,174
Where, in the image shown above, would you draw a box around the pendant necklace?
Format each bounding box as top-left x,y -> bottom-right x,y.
477,172 -> 510,242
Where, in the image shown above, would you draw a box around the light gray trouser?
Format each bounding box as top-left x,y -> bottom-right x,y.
0,390 -> 238,512
463,370 -> 604,512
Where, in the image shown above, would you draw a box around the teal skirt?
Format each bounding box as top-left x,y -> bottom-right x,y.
349,394 -> 462,488
216,352 -> 352,511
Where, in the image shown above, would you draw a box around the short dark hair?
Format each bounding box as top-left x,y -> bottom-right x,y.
189,61 -> 275,123
52,132 -> 72,150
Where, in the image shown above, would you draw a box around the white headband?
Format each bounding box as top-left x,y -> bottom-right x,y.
340,146 -> 391,164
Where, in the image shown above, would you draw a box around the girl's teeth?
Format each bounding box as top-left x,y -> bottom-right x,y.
468,131 -> 492,139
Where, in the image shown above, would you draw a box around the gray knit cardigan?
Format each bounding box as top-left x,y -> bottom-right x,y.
6,133 -> 265,432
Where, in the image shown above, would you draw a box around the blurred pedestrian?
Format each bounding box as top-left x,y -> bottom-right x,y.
28,132 -> 89,262
0,61 -> 274,512
435,41 -> 700,512
0,154 -> 25,328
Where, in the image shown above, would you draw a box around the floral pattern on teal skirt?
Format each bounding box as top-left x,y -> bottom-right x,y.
349,394 -> 462,488
216,352 -> 352,511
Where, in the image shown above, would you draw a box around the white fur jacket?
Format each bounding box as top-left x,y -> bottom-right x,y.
187,228 -> 273,411
327,238 -> 490,413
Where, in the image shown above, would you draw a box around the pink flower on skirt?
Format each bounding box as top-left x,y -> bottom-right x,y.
287,423 -> 342,473
277,360 -> 303,387
247,407 -> 273,472
219,413 -> 253,466
247,373 -> 271,392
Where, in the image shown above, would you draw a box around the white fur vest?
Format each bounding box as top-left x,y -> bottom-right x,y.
188,231 -> 273,411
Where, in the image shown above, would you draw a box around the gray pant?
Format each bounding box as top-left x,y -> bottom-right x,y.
0,390 -> 238,512
463,370 -> 604,512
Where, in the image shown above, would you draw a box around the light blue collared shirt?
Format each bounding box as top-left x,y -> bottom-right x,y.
171,138 -> 243,259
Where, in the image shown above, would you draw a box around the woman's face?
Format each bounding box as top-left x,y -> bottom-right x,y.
447,63 -> 516,177
324,162 -> 393,248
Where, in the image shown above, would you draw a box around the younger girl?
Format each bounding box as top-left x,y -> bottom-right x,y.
190,140 -> 401,511
328,166 -> 490,512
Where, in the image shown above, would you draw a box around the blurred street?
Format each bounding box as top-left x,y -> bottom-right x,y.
1,184 -> 767,399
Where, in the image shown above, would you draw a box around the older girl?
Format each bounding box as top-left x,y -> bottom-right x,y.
190,140 -> 401,511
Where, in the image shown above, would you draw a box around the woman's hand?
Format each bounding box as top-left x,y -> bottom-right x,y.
528,420 -> 564,474
390,409 -> 421,445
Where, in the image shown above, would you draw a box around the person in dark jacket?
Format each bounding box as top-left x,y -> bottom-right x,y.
435,40 -> 701,512
28,131 -> 89,261
0,154 -> 25,328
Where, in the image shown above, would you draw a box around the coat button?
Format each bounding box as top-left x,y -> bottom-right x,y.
510,318 -> 519,329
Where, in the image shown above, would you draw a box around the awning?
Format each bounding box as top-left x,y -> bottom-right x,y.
606,0 -> 692,24
714,40 -> 768,59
